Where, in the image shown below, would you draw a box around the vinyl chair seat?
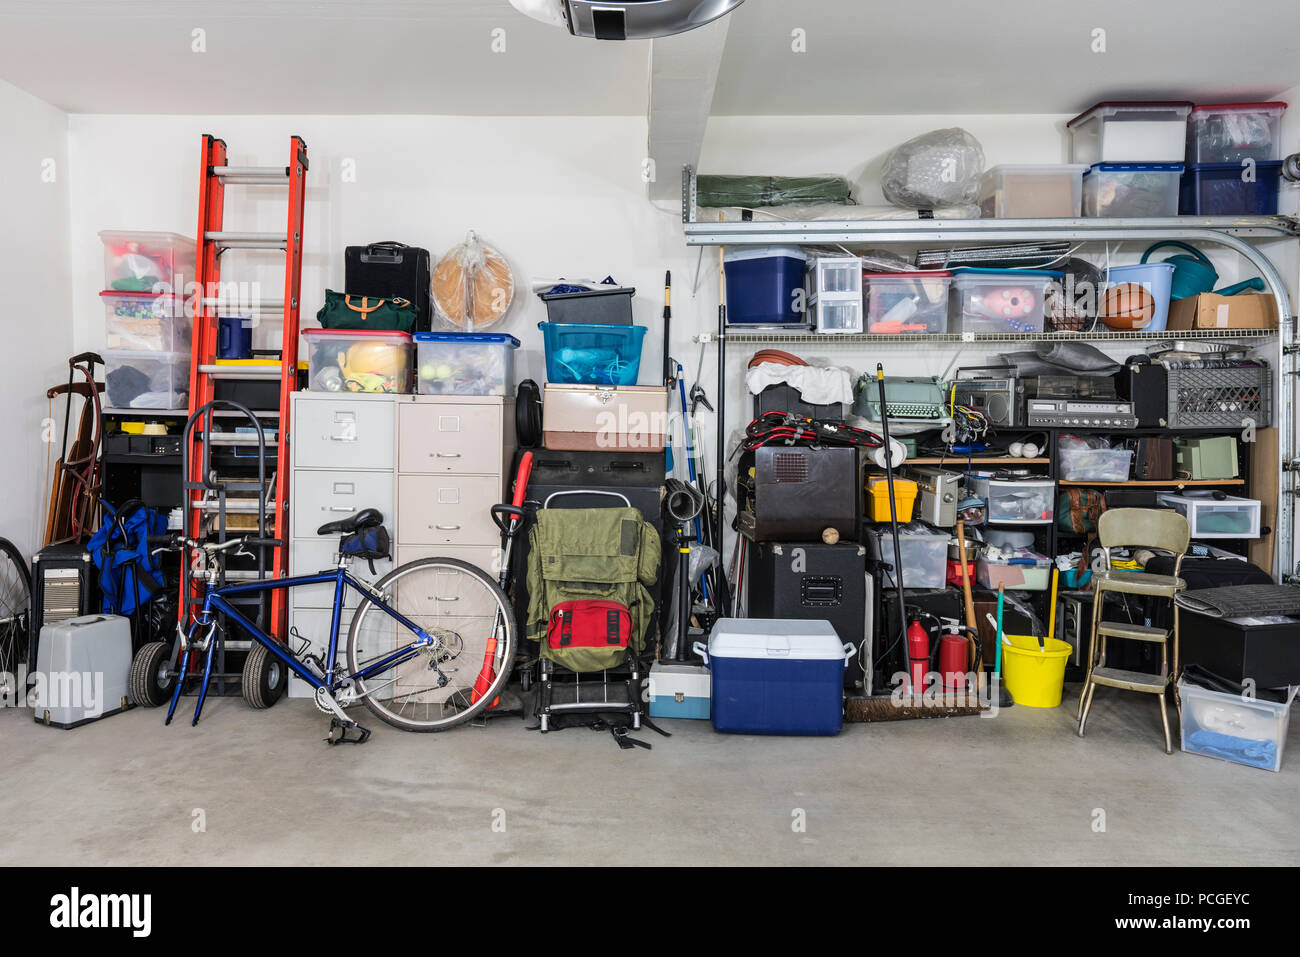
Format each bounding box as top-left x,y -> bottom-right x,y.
1094,568 -> 1185,598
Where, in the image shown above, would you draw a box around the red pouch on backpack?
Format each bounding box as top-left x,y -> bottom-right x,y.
546,600 -> 632,651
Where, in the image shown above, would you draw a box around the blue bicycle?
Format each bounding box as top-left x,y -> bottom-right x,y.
128,508 -> 518,743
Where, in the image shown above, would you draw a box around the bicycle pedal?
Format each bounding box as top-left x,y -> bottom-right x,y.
325,717 -> 371,746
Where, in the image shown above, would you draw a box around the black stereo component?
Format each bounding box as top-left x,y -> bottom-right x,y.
1115,360 -> 1169,427
1024,398 -> 1137,429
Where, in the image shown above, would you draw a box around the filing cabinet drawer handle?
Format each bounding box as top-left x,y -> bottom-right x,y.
432,452 -> 461,458
436,595 -> 460,602
432,524 -> 461,531
328,434 -> 356,442
326,506 -> 356,513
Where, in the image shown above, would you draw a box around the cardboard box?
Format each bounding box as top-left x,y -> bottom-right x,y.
1166,291 -> 1278,330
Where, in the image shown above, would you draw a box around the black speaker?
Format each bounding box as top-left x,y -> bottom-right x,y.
1116,360 -> 1169,428
746,541 -> 869,689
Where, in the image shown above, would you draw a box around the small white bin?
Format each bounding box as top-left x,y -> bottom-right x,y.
807,257 -> 864,334
1179,680 -> 1296,772
1157,492 -> 1261,539
967,475 -> 1055,525
103,350 -> 190,410
1067,101 -> 1193,165
1059,447 -> 1133,482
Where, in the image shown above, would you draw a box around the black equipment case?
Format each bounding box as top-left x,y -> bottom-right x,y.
1180,612 -> 1300,689
736,446 -> 860,543
345,241 -> 433,332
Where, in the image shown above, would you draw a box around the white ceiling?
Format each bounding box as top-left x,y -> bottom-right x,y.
2,0 -> 1299,116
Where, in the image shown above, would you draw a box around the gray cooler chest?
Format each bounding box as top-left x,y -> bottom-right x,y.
32,614 -> 134,729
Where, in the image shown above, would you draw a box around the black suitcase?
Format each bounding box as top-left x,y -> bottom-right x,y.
753,383 -> 843,423
345,241 -> 432,332
1180,612 -> 1300,689
748,541 -> 869,690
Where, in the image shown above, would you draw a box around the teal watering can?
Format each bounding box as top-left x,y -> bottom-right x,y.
1141,241 -> 1265,300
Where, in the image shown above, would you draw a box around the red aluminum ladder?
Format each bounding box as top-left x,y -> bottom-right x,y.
182,134 -> 307,643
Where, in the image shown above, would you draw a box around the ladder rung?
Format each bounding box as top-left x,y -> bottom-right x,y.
205,231 -> 287,249
199,363 -> 283,379
213,166 -> 289,178
190,500 -> 272,513
200,298 -> 285,310
208,408 -> 280,418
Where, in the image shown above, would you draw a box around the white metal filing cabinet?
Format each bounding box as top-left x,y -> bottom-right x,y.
286,392 -> 515,697
394,395 -> 516,575
287,392 -> 396,698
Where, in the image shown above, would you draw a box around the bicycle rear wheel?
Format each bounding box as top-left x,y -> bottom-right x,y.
346,557 -> 516,732
0,537 -> 32,696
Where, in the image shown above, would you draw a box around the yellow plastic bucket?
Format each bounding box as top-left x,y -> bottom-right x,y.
1001,633 -> 1072,708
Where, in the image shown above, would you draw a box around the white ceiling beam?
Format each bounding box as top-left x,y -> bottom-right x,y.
645,16 -> 731,201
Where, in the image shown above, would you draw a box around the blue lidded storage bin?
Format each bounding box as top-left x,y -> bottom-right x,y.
1180,161 -> 1283,215
538,321 -> 646,386
724,246 -> 809,326
1104,261 -> 1175,332
413,332 -> 520,396
702,618 -> 851,736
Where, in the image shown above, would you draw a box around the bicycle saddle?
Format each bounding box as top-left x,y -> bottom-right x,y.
317,507 -> 384,537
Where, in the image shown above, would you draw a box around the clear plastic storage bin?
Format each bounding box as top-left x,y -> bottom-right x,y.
868,521 -> 949,589
978,552 -> 1052,591
1187,103 -> 1288,164
951,268 -> 1058,335
99,229 -> 196,294
302,328 -> 413,394
1083,163 -> 1184,217
103,350 -> 190,410
412,332 -> 520,396
101,291 -> 192,352
864,271 -> 952,334
1058,447 -> 1134,482
978,164 -> 1089,218
967,475 -> 1055,524
1179,680 -> 1296,772
1157,492 -> 1261,539
539,322 -> 647,386
1066,101 -> 1193,165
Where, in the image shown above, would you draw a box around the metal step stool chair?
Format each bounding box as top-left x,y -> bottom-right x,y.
1077,507 -> 1189,753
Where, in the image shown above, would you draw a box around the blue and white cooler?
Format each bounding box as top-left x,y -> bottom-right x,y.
698,618 -> 852,736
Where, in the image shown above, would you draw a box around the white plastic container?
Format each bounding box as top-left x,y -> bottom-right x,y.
978,164 -> 1089,218
32,614 -> 133,728
302,328 -> 413,394
1157,492 -> 1261,539
1058,447 -> 1133,482
99,229 -> 196,294
807,256 -> 864,334
868,521 -> 949,589
950,268 -> 1058,335
967,475 -> 1055,525
103,350 -> 190,410
1067,101 -> 1194,165
1082,163 -> 1184,217
412,332 -> 519,396
864,271 -> 952,334
978,552 -> 1052,591
101,291 -> 192,352
1187,102 -> 1288,164
1179,680 -> 1296,772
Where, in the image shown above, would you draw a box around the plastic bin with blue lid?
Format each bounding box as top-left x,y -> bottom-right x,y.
697,618 -> 852,736
539,322 -> 646,386
413,332 -> 520,396
1179,161 -> 1283,215
1083,163 -> 1184,217
950,267 -> 1062,335
723,246 -> 809,326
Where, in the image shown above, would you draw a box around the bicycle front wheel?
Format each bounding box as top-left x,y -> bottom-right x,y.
346,557 -> 516,732
0,537 -> 32,695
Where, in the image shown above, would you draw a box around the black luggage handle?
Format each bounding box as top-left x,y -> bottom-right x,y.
359,241 -> 410,263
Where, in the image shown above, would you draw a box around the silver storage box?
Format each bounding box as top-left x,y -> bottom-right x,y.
32,614 -> 134,729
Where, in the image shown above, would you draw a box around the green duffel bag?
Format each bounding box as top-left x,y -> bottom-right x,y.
316,289 -> 417,332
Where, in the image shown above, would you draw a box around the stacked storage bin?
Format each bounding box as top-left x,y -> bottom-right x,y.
98,231 -> 196,411
1182,103 -> 1288,215
1067,101 -> 1191,217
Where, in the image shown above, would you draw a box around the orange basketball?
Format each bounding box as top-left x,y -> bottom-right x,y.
1101,282 -> 1155,330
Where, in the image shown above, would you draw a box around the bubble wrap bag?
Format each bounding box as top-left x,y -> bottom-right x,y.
881,128 -> 986,209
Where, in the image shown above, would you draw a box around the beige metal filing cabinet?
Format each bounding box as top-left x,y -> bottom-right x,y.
287,391 -> 396,698
394,394 -> 516,575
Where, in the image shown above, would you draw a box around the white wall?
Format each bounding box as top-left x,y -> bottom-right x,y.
0,80 -> 73,559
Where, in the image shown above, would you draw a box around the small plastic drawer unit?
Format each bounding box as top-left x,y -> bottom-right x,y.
101,291 -> 192,351
950,268 -> 1058,335
302,328 -> 413,394
978,164 -> 1089,218
1178,680 -> 1297,773
1082,163 -> 1184,217
863,271 -> 952,334
1187,103 -> 1288,164
99,229 -> 196,294
704,618 -> 852,736
1157,492 -> 1261,539
413,332 -> 519,396
967,474 -> 1055,525
1066,101 -> 1193,165
806,256 -> 863,334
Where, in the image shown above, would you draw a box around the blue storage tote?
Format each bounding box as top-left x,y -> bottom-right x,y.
1180,161 -> 1283,215
723,246 -> 809,326
703,618 -> 852,736
1104,261 -> 1175,332
538,321 -> 646,386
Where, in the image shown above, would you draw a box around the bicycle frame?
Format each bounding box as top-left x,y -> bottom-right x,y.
166,563 -> 438,727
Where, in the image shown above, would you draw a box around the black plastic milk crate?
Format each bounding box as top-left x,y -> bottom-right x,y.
1166,362 -> 1272,430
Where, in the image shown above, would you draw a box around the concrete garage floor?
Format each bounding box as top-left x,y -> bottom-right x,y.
2,685 -> 1298,867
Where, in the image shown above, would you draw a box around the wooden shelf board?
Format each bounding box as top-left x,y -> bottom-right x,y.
906,457 -> 1050,466
1057,479 -> 1244,487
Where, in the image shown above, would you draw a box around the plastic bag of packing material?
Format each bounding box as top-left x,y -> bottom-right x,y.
881,128 -> 986,209
696,174 -> 854,208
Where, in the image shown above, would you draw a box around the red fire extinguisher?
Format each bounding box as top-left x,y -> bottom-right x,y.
906,612 -> 941,694
938,623 -> 982,692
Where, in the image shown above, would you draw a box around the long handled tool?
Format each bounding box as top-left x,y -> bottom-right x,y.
875,364 -> 912,687
955,518 -> 980,670
474,450 -> 534,705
